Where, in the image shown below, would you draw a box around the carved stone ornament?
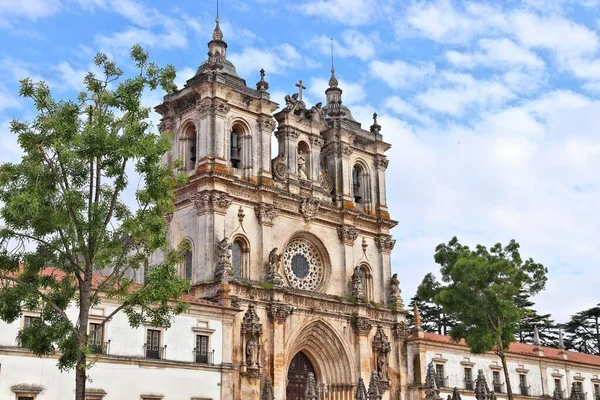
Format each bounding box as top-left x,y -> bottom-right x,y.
375,235 -> 396,253
255,203 -> 278,227
368,371 -> 382,400
266,248 -> 284,288
238,206 -> 246,224
267,302 -> 292,324
425,362 -> 442,400
262,378 -> 275,400
310,134 -> 325,147
241,304 -> 262,379
192,191 -> 232,215
258,115 -> 276,132
372,326 -> 391,391
351,265 -> 365,299
272,155 -> 289,182
337,225 -> 359,246
389,273 -> 404,308
356,377 -> 368,400
284,93 -> 306,115
215,237 -> 234,282
474,369 -> 491,400
374,154 -> 389,170
351,316 -> 372,336
337,143 -> 353,157
319,170 -> 334,194
305,103 -> 326,124
393,321 -> 408,340
300,198 -> 320,221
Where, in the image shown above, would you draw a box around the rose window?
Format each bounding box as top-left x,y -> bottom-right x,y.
283,239 -> 323,291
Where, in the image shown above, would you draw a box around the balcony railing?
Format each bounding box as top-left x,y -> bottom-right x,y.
465,379 -> 474,391
493,383 -> 505,394
193,348 -> 215,364
436,377 -> 449,389
520,385 -> 531,396
144,344 -> 167,360
88,339 -> 111,355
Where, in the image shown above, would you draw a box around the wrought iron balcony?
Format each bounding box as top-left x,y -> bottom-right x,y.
193,348 -> 214,364
144,343 -> 166,360
465,379 -> 474,391
493,382 -> 504,394
436,377 -> 449,389
88,339 -> 110,355
520,384 -> 531,396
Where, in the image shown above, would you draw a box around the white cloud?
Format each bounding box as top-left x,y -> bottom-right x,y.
296,0 -> 383,26
308,77 -> 365,106
368,60 -> 435,89
416,72 -> 514,116
0,0 -> 61,20
229,44 -> 317,77
0,88 -> 20,112
307,30 -> 377,62
446,38 -> 545,70
383,96 -> 433,125
96,26 -> 187,56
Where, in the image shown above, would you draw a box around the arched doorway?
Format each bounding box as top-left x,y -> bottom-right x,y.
286,351 -> 316,400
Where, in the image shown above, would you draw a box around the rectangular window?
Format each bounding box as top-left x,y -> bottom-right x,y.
465,368 -> 473,390
17,397 -> 35,400
146,329 -> 162,359
576,382 -> 584,396
520,374 -> 528,396
195,335 -> 209,364
493,371 -> 502,393
594,384 -> 599,399
435,364 -> 445,388
88,323 -> 104,354
23,316 -> 40,328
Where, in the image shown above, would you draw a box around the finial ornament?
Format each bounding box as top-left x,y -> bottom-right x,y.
533,325 -> 541,346
213,0 -> 223,40
256,68 -> 269,91
370,112 -> 381,134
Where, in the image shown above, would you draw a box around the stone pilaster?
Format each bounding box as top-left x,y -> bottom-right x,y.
269,302 -> 291,400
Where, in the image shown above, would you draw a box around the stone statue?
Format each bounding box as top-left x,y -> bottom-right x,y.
305,102 -> 324,122
351,265 -> 365,299
246,338 -> 258,367
298,153 -> 308,180
216,237 -> 232,264
377,352 -> 388,380
284,93 -> 299,110
267,248 -> 284,287
390,273 -> 401,297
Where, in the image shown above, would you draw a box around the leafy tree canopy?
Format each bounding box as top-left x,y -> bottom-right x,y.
421,236 -> 547,400
0,45 -> 188,400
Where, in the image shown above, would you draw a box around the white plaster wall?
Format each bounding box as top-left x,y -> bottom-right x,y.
0,301 -> 226,399
412,347 -> 600,400
0,353 -> 222,400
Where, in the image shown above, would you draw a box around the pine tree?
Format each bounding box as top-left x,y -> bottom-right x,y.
563,305 -> 600,355
408,293 -> 456,335
515,290 -> 558,346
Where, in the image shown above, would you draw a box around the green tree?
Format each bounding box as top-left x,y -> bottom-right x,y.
563,305 -> 600,354
408,293 -> 456,335
421,237 -> 547,400
0,46 -> 189,400
515,289 -> 558,346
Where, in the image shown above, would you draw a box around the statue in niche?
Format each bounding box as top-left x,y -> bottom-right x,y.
246,338 -> 258,367
377,352 -> 388,380
216,237 -> 232,264
267,248 -> 284,287
298,152 -> 308,180
351,265 -> 365,299
390,273 -> 401,298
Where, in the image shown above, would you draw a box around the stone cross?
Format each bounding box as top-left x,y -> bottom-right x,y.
296,80 -> 306,101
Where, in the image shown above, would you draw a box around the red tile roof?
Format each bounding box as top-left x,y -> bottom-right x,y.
421,332 -> 600,367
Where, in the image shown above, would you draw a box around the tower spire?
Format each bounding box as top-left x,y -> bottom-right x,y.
213,0 -> 223,41
329,37 -> 338,88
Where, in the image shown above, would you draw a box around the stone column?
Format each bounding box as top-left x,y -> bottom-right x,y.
213,99 -> 230,169
376,235 -> 395,304
257,115 -> 276,182
255,203 -> 278,281
268,301 -> 292,400
338,225 -> 359,295
310,135 -> 324,183
352,315 -> 373,383
339,143 -> 354,208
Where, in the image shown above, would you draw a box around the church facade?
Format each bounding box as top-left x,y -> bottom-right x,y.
154,15 -> 407,400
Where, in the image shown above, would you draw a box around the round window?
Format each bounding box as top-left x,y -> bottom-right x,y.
283,238 -> 324,291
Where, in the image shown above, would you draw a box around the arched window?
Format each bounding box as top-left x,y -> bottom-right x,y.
297,141 -> 310,180
232,240 -> 242,279
231,236 -> 250,280
352,165 -> 362,203
230,124 -> 244,168
352,163 -> 372,212
359,264 -> 373,301
180,123 -> 197,172
184,247 -> 193,281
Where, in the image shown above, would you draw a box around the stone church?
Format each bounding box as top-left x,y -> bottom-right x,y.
155,14 -> 407,400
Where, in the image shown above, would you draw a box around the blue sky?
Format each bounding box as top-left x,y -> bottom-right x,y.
1,0 -> 600,322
